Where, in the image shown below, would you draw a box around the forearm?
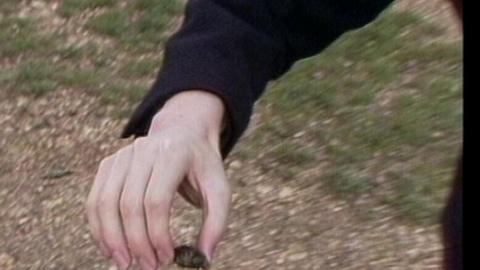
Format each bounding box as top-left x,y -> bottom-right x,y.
121,0 -> 283,157
122,0 -> 393,158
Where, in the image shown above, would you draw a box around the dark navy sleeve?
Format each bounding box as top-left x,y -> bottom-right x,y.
121,0 -> 394,157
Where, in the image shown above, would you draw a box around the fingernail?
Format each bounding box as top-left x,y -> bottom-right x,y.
203,248 -> 213,261
204,247 -> 214,262
112,251 -> 130,270
139,258 -> 156,270
99,242 -> 111,257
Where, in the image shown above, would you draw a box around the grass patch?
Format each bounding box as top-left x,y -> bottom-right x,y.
13,61 -> 61,96
324,167 -> 373,200
85,1 -> 183,52
56,45 -> 85,61
57,68 -> 105,89
53,41 -> 102,62
100,83 -> 149,105
58,0 -> 116,17
246,8 -> 462,224
86,9 -> 130,38
382,166 -> 452,225
100,83 -> 150,118
273,143 -> 316,167
8,60 -> 107,96
0,17 -> 57,58
119,58 -> 159,78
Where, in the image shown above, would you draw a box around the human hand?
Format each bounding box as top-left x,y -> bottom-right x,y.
86,91 -> 231,270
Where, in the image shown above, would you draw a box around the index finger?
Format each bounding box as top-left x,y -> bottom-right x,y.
86,155 -> 115,257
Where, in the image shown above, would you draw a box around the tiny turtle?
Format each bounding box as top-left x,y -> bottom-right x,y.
174,245 -> 210,269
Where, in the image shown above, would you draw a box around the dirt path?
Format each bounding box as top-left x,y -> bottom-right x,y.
0,1 -> 461,269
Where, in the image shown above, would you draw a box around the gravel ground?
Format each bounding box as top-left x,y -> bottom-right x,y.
0,79 -> 446,270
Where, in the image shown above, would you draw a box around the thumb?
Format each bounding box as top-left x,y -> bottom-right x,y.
196,156 -> 231,262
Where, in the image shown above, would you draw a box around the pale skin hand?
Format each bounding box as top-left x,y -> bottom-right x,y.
85,91 -> 231,270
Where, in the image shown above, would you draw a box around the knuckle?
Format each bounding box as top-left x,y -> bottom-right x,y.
117,144 -> 133,157
133,137 -> 148,149
103,237 -> 124,251
99,155 -> 115,169
126,234 -> 146,252
132,137 -> 155,159
128,234 -> 145,251
143,197 -> 167,213
101,231 -> 125,249
120,199 -> 141,219
155,137 -> 181,153
101,228 -> 120,245
156,247 -> 174,264
97,195 -> 115,211
149,231 -> 164,247
150,239 -> 161,250
151,238 -> 169,253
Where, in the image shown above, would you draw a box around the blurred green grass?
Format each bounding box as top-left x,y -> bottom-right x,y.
0,2 -> 462,225
85,1 -> 182,52
58,0 -> 116,17
247,9 -> 462,225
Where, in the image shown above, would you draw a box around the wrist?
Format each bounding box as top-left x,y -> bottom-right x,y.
149,90 -> 225,146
